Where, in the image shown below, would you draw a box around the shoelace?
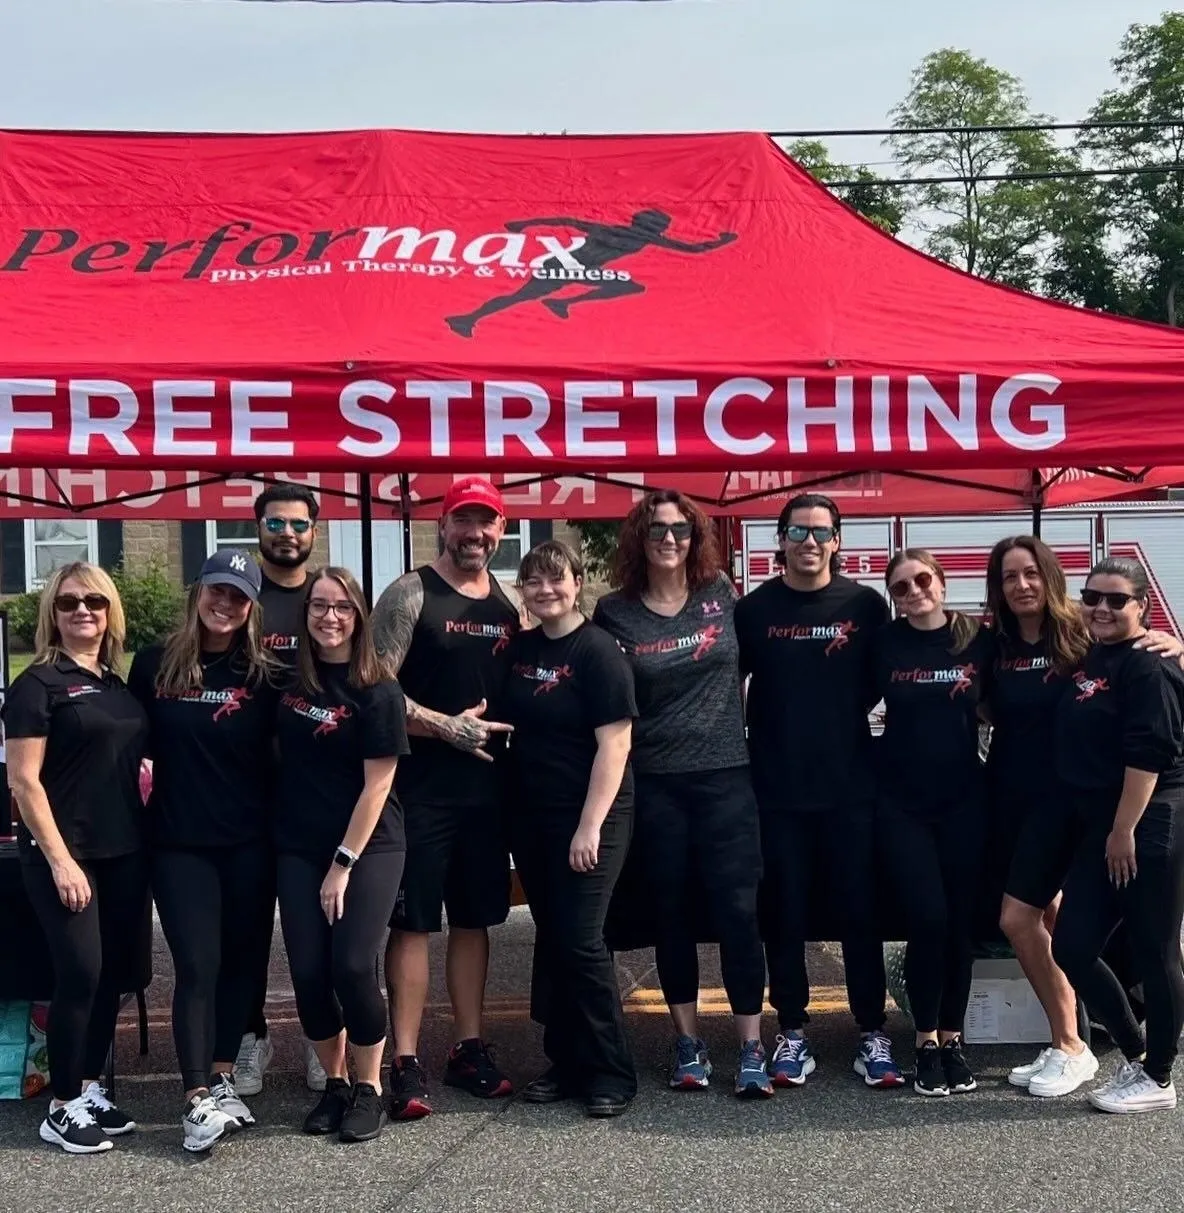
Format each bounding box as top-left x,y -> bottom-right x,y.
84,1084 -> 116,1112
675,1038 -> 702,1068
773,1035 -> 806,1061
739,1045 -> 765,1074
234,1035 -> 257,1068
863,1035 -> 894,1064
59,1096 -> 99,1129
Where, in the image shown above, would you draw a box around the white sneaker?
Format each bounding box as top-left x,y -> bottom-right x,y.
1089,1063 -> 1177,1114
209,1073 -> 256,1126
1027,1046 -> 1099,1098
1091,1057 -> 1143,1098
305,1039 -> 328,1093
233,1032 -> 274,1097
182,1094 -> 238,1153
1008,1048 -> 1053,1089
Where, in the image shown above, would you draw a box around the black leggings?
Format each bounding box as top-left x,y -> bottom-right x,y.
152,844 -> 273,1092
634,768 -> 766,1018
1052,808 -> 1184,1085
244,854 -> 277,1040
879,805 -> 985,1035
22,852 -> 149,1102
277,849 -> 403,1046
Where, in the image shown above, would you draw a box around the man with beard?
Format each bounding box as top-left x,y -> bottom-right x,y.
233,483 -> 325,1098
371,477 -> 524,1120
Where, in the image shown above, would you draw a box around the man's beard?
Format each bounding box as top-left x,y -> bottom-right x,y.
262,541 -> 312,569
447,540 -> 495,571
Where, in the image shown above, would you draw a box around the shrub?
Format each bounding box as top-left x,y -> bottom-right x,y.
4,590 -> 41,648
569,520 -> 621,579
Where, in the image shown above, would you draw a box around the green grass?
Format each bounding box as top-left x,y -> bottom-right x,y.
7,651 -> 135,680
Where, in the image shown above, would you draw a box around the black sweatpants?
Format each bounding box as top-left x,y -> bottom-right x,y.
634,768 -> 766,1017
1051,805 -> 1184,1085
22,851 -> 149,1102
760,803 -> 887,1033
277,849 -> 403,1046
152,844 -> 274,1092
879,804 -> 985,1035
512,805 -> 636,1100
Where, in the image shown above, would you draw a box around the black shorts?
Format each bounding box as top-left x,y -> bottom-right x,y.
1002,796 -> 1080,911
390,800 -> 511,934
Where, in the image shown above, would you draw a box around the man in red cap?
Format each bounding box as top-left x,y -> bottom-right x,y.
372,476 -> 526,1120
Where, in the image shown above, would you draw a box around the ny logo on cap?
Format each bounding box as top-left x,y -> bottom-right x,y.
230,555 -> 248,572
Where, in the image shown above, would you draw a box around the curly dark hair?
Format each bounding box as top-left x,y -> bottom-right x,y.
611,489 -> 723,598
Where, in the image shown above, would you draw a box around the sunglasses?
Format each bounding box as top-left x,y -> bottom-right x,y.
263,517 -> 312,535
1081,589 -> 1139,610
308,599 -> 357,619
647,522 -> 693,542
888,570 -> 935,600
54,592 -> 110,614
782,524 -> 837,545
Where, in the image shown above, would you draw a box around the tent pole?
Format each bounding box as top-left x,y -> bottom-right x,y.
1031,470 -> 1043,538
360,472 -> 374,609
400,473 -> 413,577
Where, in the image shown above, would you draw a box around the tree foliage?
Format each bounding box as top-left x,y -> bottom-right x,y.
785,140 -> 907,235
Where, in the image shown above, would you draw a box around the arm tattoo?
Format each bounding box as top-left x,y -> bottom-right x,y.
371,572 -> 423,674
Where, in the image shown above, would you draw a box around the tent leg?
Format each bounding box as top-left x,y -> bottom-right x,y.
1031,470 -> 1043,538
400,473 -> 413,578
360,473 -> 374,609
1032,499 -> 1042,538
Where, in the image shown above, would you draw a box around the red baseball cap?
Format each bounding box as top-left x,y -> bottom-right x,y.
441,476 -> 506,518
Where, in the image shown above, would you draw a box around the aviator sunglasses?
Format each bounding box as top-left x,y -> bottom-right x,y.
1080,588 -> 1139,611
782,524 -> 838,545
647,522 -> 693,542
888,570 -> 935,600
263,517 -> 312,535
54,592 -> 110,613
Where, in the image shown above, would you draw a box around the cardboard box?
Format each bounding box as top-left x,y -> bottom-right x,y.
963,958 -> 1052,1045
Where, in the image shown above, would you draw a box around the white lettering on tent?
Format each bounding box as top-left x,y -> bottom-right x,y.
907,375 -> 980,451
338,381 -> 401,457
992,374 -> 1064,451
68,380 -> 139,456
115,469 -> 167,510
870,376 -> 892,452
500,475 -> 543,507
788,377 -> 856,453
58,469 -> 107,505
529,238 -> 585,270
635,380 -> 697,457
407,381 -> 471,457
356,227 -> 457,263
484,382 -> 552,458
230,381 -> 293,457
0,380 -> 55,455
463,234 -> 527,268
565,382 -> 626,458
154,381 -> 217,458
704,379 -> 774,456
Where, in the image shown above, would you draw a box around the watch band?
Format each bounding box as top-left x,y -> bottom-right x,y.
333,845 -> 359,869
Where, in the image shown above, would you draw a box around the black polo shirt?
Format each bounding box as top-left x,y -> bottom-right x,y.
2,657 -> 149,862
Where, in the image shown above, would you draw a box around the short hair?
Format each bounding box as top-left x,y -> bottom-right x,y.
254,482 -> 320,524
518,539 -> 586,585
776,493 -> 842,576
1088,556 -> 1153,623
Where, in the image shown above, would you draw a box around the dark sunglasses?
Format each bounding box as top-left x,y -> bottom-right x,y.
263,517 -> 312,535
782,524 -> 837,545
1081,588 -> 1138,610
888,570 -> 935,599
54,593 -> 109,613
647,522 -> 693,542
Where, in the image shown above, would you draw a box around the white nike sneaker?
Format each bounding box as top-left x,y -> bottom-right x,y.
182,1093 -> 238,1153
1028,1046 -> 1099,1097
305,1038 -> 328,1093
1008,1047 -> 1053,1088
1089,1063 -> 1177,1114
233,1032 -> 274,1097
209,1073 -> 256,1126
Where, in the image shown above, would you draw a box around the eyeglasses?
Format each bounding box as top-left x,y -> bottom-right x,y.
308,599 -> 357,619
647,522 -> 693,542
1081,589 -> 1138,610
263,517 -> 312,535
888,570 -> 935,599
54,592 -> 109,613
782,525 -> 837,545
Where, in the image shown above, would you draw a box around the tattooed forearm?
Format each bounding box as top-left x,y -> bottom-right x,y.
371,571 -> 423,673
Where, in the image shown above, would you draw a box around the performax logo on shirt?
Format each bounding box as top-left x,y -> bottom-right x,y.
282,692 -> 352,736
512,662 -> 573,695
263,633 -> 299,652
157,686 -> 252,721
765,621 -> 857,657
65,684 -> 103,699
998,654 -> 1057,683
445,620 -> 512,653
890,663 -> 977,699
633,624 -> 723,663
1073,673 -> 1110,702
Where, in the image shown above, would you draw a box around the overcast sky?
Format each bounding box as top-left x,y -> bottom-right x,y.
1,0 -> 1171,167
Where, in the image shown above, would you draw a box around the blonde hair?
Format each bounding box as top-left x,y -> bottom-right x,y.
33,562 -> 125,671
298,566 -> 396,694
885,548 -> 980,656
155,580 -> 277,696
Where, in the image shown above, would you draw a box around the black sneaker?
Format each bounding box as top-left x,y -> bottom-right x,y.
339,1082 -> 387,1143
914,1042 -> 949,1097
522,1068 -> 573,1104
303,1077 -> 352,1135
444,1038 -> 513,1099
389,1056 -> 432,1120
941,1036 -> 977,1093
39,1098 -> 113,1154
81,1081 -> 136,1135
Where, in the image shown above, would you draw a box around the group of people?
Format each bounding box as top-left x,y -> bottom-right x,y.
6,478 -> 1184,1156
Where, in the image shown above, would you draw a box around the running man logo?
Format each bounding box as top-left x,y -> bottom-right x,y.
1073,674 -> 1110,703
211,686 -> 252,722
444,211 -> 736,338
512,662 -> 575,696
890,663 -> 978,700
158,685 -> 255,721
633,624 -> 723,663
766,620 -> 858,657
445,619 -> 514,654
997,653 -> 1060,685
282,692 -> 353,736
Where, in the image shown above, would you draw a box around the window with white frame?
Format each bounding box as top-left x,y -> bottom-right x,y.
24,519 -> 98,591
205,520 -> 260,555
488,520 -> 530,581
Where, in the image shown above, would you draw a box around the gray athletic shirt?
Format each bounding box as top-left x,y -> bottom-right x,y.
592,572 -> 749,775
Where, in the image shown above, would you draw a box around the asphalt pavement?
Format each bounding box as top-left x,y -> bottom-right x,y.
2,909 -> 1182,1213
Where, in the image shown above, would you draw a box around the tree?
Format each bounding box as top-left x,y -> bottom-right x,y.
785,139 -> 908,235
887,48 -> 1069,288
1077,15 -> 1184,325
568,519 -> 620,580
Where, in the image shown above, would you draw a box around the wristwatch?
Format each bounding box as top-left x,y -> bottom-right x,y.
333,845 -> 358,870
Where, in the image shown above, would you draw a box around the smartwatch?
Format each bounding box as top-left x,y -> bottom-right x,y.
333,845 -> 358,870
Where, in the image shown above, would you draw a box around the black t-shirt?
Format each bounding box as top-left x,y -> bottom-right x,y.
501,622 -> 638,815
258,571 -> 306,665
2,658 -> 149,861
873,619 -> 993,816
127,642 -> 279,848
274,661 -> 410,862
1054,638 -> 1184,806
393,567 -> 520,808
735,575 -> 890,812
592,573 -> 748,776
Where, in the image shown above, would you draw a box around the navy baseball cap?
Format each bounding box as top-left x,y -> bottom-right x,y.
198,548 -> 262,602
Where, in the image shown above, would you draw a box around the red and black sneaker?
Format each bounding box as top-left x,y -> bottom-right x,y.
443,1038 -> 514,1099
389,1056 -> 432,1120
